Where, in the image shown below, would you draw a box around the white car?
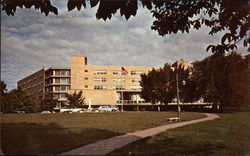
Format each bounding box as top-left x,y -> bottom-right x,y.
41,111 -> 51,114
98,106 -> 119,112
60,108 -> 84,113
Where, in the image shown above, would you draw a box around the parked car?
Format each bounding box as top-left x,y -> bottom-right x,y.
17,111 -> 25,114
110,106 -> 119,111
41,111 -> 51,114
98,106 -> 119,112
60,108 -> 84,113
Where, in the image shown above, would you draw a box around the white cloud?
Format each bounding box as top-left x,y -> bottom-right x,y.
1,3 -> 248,90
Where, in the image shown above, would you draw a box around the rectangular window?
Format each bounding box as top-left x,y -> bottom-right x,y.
55,78 -> 60,83
54,94 -> 59,99
60,86 -> 70,91
45,87 -> 51,92
94,78 -> 107,82
112,78 -> 125,82
60,78 -> 67,83
55,86 -> 60,91
55,70 -> 60,75
112,71 -> 121,75
84,70 -> 88,72
60,70 -> 66,75
131,86 -> 142,90
60,93 -> 66,99
94,70 -> 107,75
67,78 -> 71,83
131,78 -> 141,82
84,85 -> 88,88
131,71 -> 142,75
94,85 -> 107,90
113,86 -> 125,90
66,70 -> 70,76
84,77 -> 88,80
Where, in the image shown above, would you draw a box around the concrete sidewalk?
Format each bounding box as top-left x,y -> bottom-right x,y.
61,113 -> 219,155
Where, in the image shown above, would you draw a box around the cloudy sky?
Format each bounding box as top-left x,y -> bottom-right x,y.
1,1 -> 248,90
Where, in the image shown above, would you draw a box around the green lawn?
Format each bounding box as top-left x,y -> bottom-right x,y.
109,112 -> 249,156
1,111 -> 205,155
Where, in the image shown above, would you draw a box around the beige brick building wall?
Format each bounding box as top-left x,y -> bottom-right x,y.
69,56 -> 155,105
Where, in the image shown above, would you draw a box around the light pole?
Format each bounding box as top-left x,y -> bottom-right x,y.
176,73 -> 181,120
176,73 -> 186,120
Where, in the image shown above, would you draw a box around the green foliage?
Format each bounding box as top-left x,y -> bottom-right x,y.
140,64 -> 189,105
0,80 -> 7,95
186,52 -> 248,110
65,90 -> 85,108
141,52 -> 248,111
1,89 -> 40,113
40,94 -> 58,112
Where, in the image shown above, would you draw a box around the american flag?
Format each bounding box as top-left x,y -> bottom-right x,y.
121,67 -> 128,75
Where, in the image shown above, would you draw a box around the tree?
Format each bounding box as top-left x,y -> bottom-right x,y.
40,94 -> 58,112
1,89 -> 40,113
188,52 -> 248,111
224,52 -> 248,110
0,80 -> 7,95
0,80 -> 7,112
65,90 -> 85,108
140,63 -> 189,104
1,0 -> 249,53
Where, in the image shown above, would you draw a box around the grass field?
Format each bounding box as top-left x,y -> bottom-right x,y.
0,111 -> 205,155
109,112 -> 249,156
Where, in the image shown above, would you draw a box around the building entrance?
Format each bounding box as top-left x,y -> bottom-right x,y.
116,91 -> 145,104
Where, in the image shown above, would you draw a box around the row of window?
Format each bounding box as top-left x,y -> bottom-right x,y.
46,70 -> 70,77
54,78 -> 71,84
19,74 -> 43,86
22,82 -> 44,90
54,93 -> 67,99
93,85 -> 142,90
54,86 -> 71,92
92,78 -> 141,82
85,70 -> 143,75
54,70 -> 70,76
45,86 -> 70,92
30,88 -> 43,95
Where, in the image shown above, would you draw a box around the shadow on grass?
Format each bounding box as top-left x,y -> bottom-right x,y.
109,136 -> 228,156
1,122 -> 122,155
109,112 -> 249,156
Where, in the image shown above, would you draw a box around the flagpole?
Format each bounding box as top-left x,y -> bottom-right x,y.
121,67 -> 124,111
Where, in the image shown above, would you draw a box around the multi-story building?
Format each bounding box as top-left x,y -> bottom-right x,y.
17,56 -> 189,108
44,68 -> 71,108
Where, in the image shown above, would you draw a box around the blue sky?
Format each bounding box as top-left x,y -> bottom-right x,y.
1,1 -> 248,90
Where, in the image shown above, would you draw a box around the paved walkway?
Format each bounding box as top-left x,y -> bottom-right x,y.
61,113 -> 219,155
